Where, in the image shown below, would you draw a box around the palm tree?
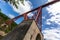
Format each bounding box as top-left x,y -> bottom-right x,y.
4,0 -> 24,8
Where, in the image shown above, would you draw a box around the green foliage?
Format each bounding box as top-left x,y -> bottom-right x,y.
0,12 -> 10,21
0,11 -> 18,39
0,11 -> 17,33
4,0 -> 24,8
20,0 -> 24,4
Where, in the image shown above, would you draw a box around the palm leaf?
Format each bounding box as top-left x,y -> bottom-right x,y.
4,0 -> 24,8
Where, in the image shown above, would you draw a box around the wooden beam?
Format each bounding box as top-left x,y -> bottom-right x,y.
5,0 -> 60,25
11,0 -> 60,21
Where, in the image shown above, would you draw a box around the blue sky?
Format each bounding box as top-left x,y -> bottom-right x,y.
0,0 -> 60,40
0,0 -> 46,24
0,0 -> 24,24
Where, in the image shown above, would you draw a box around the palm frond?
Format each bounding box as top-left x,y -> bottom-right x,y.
4,0 -> 24,8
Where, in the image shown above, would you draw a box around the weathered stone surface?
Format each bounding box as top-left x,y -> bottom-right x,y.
1,20 -> 32,40
23,20 -> 43,40
1,20 -> 43,40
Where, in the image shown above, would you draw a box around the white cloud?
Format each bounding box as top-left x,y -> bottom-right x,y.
9,0 -> 33,17
42,27 -> 60,40
46,0 -> 60,25
8,14 -> 15,19
43,0 -> 60,40
46,21 -> 51,25
47,0 -> 53,2
42,16 -> 46,19
27,13 -> 33,17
